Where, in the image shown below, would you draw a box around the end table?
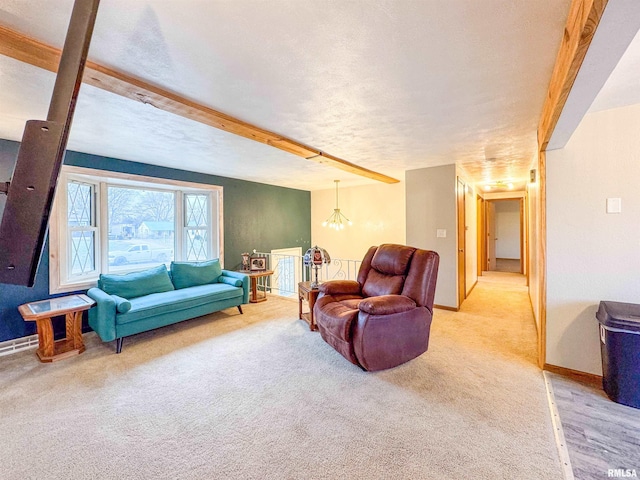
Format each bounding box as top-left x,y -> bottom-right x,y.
18,294 -> 95,363
298,281 -> 320,331
238,270 -> 274,303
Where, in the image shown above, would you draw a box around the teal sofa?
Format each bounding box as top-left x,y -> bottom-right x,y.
87,261 -> 249,353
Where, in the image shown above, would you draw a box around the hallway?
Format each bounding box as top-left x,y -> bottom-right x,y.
435,271 -> 537,366
437,271 -> 640,478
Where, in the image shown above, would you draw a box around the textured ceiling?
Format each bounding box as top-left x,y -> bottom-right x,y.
0,0 -> 573,191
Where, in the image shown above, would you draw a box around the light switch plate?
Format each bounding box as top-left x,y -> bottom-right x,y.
606,198 -> 622,214
436,229 -> 447,238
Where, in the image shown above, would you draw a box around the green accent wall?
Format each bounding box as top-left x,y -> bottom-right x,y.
0,139 -> 311,342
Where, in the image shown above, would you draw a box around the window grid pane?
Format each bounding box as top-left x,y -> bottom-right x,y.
185,194 -> 208,227
68,182 -> 93,227
68,181 -> 96,276
70,230 -> 96,275
184,193 -> 210,261
185,229 -> 208,261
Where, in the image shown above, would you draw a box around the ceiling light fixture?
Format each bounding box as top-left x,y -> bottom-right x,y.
483,180 -> 516,191
322,180 -> 352,230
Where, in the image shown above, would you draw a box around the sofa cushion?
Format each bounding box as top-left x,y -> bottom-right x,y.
171,259 -> 222,289
99,265 -> 175,299
314,296 -> 361,342
116,283 -> 242,325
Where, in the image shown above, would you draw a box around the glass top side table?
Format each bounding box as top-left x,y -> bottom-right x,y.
18,294 -> 95,362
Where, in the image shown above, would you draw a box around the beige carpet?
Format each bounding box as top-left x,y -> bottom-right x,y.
0,274 -> 561,479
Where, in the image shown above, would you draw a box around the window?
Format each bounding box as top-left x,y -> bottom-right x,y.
67,180 -> 98,277
106,186 -> 176,273
50,166 -> 223,293
184,193 -> 210,261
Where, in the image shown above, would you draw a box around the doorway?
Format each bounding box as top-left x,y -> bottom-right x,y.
484,198 -> 523,274
457,178 -> 466,307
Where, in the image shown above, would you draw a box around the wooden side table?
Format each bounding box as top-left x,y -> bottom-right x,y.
18,294 -> 95,363
298,281 -> 320,331
239,270 -> 274,303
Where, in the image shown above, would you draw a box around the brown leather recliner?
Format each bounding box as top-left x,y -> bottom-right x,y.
314,244 -> 439,371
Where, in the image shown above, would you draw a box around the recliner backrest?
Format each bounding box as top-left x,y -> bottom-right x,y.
359,244 -> 416,297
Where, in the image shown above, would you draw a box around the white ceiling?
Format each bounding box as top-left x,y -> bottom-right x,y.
0,0 -> 576,191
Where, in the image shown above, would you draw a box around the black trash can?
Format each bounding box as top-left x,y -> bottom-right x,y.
596,301 -> 640,409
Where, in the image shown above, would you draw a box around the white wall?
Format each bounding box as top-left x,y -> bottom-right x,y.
547,103 -> 640,375
495,200 -> 520,259
311,182 -> 406,262
406,164 -> 457,308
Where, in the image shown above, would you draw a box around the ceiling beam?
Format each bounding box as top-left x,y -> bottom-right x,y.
537,0 -> 608,151
534,0 -> 608,369
0,25 -> 399,184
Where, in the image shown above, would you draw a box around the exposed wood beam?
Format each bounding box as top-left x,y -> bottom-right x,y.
535,0 -> 608,369
537,0 -> 608,151
0,25 -> 399,184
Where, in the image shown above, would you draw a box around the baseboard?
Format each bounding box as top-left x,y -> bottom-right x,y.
0,334 -> 39,357
434,304 -> 458,312
543,363 -> 602,386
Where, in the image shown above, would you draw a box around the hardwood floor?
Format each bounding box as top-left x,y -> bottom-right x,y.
546,371 -> 640,479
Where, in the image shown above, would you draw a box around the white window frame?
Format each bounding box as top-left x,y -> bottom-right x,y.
62,176 -> 100,283
182,192 -> 215,261
49,165 -> 224,294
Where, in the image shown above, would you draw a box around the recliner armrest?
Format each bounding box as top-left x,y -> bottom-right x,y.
359,295 -> 416,315
319,280 -> 361,296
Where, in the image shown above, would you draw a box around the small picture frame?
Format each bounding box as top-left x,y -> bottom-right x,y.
250,256 -> 267,271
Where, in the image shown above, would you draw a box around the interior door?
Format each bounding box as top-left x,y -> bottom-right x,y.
486,201 -> 497,271
477,195 -> 485,277
519,198 -> 524,274
457,178 -> 466,307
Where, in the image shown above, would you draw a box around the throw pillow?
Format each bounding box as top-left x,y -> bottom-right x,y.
111,295 -> 132,314
218,276 -> 243,287
171,259 -> 223,289
99,264 -> 175,299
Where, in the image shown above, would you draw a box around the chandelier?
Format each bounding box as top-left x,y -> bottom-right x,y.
322,180 -> 352,230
